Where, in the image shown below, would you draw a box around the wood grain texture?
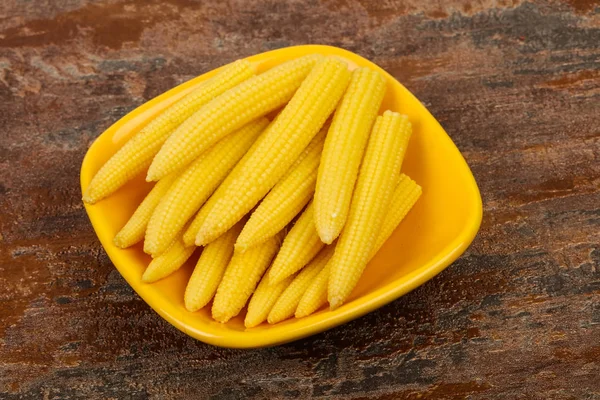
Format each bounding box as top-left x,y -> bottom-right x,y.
0,0 -> 599,398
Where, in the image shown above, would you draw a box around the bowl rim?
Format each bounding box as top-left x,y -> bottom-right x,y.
81,44 -> 483,348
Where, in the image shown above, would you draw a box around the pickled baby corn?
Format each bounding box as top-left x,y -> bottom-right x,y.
212,233 -> 283,323
235,127 -> 327,252
328,111 -> 412,309
296,263 -> 330,318
268,202 -> 325,285
83,59 -> 256,203
296,174 -> 421,317
147,55 -> 323,181
195,57 -> 351,245
268,245 -> 335,324
144,118 -> 268,256
184,220 -> 244,312
372,174 -> 421,253
183,184 -> 223,247
315,68 -> 386,244
142,236 -> 196,283
245,269 -> 294,328
181,117 -> 275,247
113,174 -> 177,249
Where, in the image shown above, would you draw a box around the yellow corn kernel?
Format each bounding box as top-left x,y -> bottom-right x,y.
196,58 -> 351,245
83,60 -> 256,203
244,269 -> 294,328
268,245 -> 335,324
144,118 -> 268,256
294,176 -> 421,318
235,127 -> 327,252
142,238 -> 196,283
296,263 -> 331,318
268,202 -> 325,285
113,174 -> 177,249
147,55 -> 323,181
373,174 -> 422,253
184,220 -> 244,312
328,111 -> 412,309
211,233 -> 283,323
315,68 -> 386,244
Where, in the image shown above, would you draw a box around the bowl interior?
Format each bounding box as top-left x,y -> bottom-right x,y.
81,45 -> 482,348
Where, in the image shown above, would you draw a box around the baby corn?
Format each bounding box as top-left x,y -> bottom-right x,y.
83,59 -> 255,203
328,111 -> 412,309
142,237 -> 196,283
87,53 -> 426,328
373,174 -> 422,252
144,118 -> 268,256
181,118 -> 274,247
295,174 -> 421,318
268,202 -> 324,285
211,233 -> 282,323
196,57 -> 351,245
113,174 -> 177,249
315,68 -> 386,244
296,263 -> 331,318
245,269 -> 294,328
147,55 -> 323,181
183,186 -> 221,247
235,127 -> 327,252
184,220 -> 244,312
268,245 -> 335,324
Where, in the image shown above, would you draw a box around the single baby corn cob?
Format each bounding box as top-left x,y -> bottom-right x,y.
211,233 -> 283,323
83,60 -> 256,203
147,54 -> 323,181
113,174 -> 177,249
235,127 -> 327,252
183,182 -> 224,246
268,245 -> 335,324
372,174 -> 422,253
196,58 -> 351,245
142,237 -> 196,283
244,269 -> 294,328
144,118 -> 268,256
294,175 -> 421,318
296,263 -> 331,318
328,111 -> 412,309
268,202 -> 325,285
184,220 -> 244,312
314,67 -> 386,244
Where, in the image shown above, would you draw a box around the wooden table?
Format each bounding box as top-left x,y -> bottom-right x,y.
1,0 -> 598,398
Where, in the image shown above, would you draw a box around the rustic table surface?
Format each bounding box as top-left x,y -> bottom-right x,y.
1,0 -> 599,398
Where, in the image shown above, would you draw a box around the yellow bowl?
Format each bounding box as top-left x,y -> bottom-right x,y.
81,45 -> 482,348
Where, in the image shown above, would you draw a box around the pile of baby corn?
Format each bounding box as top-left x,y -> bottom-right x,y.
83,54 -> 422,327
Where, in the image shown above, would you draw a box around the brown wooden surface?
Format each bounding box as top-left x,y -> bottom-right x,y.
1,0 -> 599,398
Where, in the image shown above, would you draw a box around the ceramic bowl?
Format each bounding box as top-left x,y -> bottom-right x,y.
81,45 -> 482,348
